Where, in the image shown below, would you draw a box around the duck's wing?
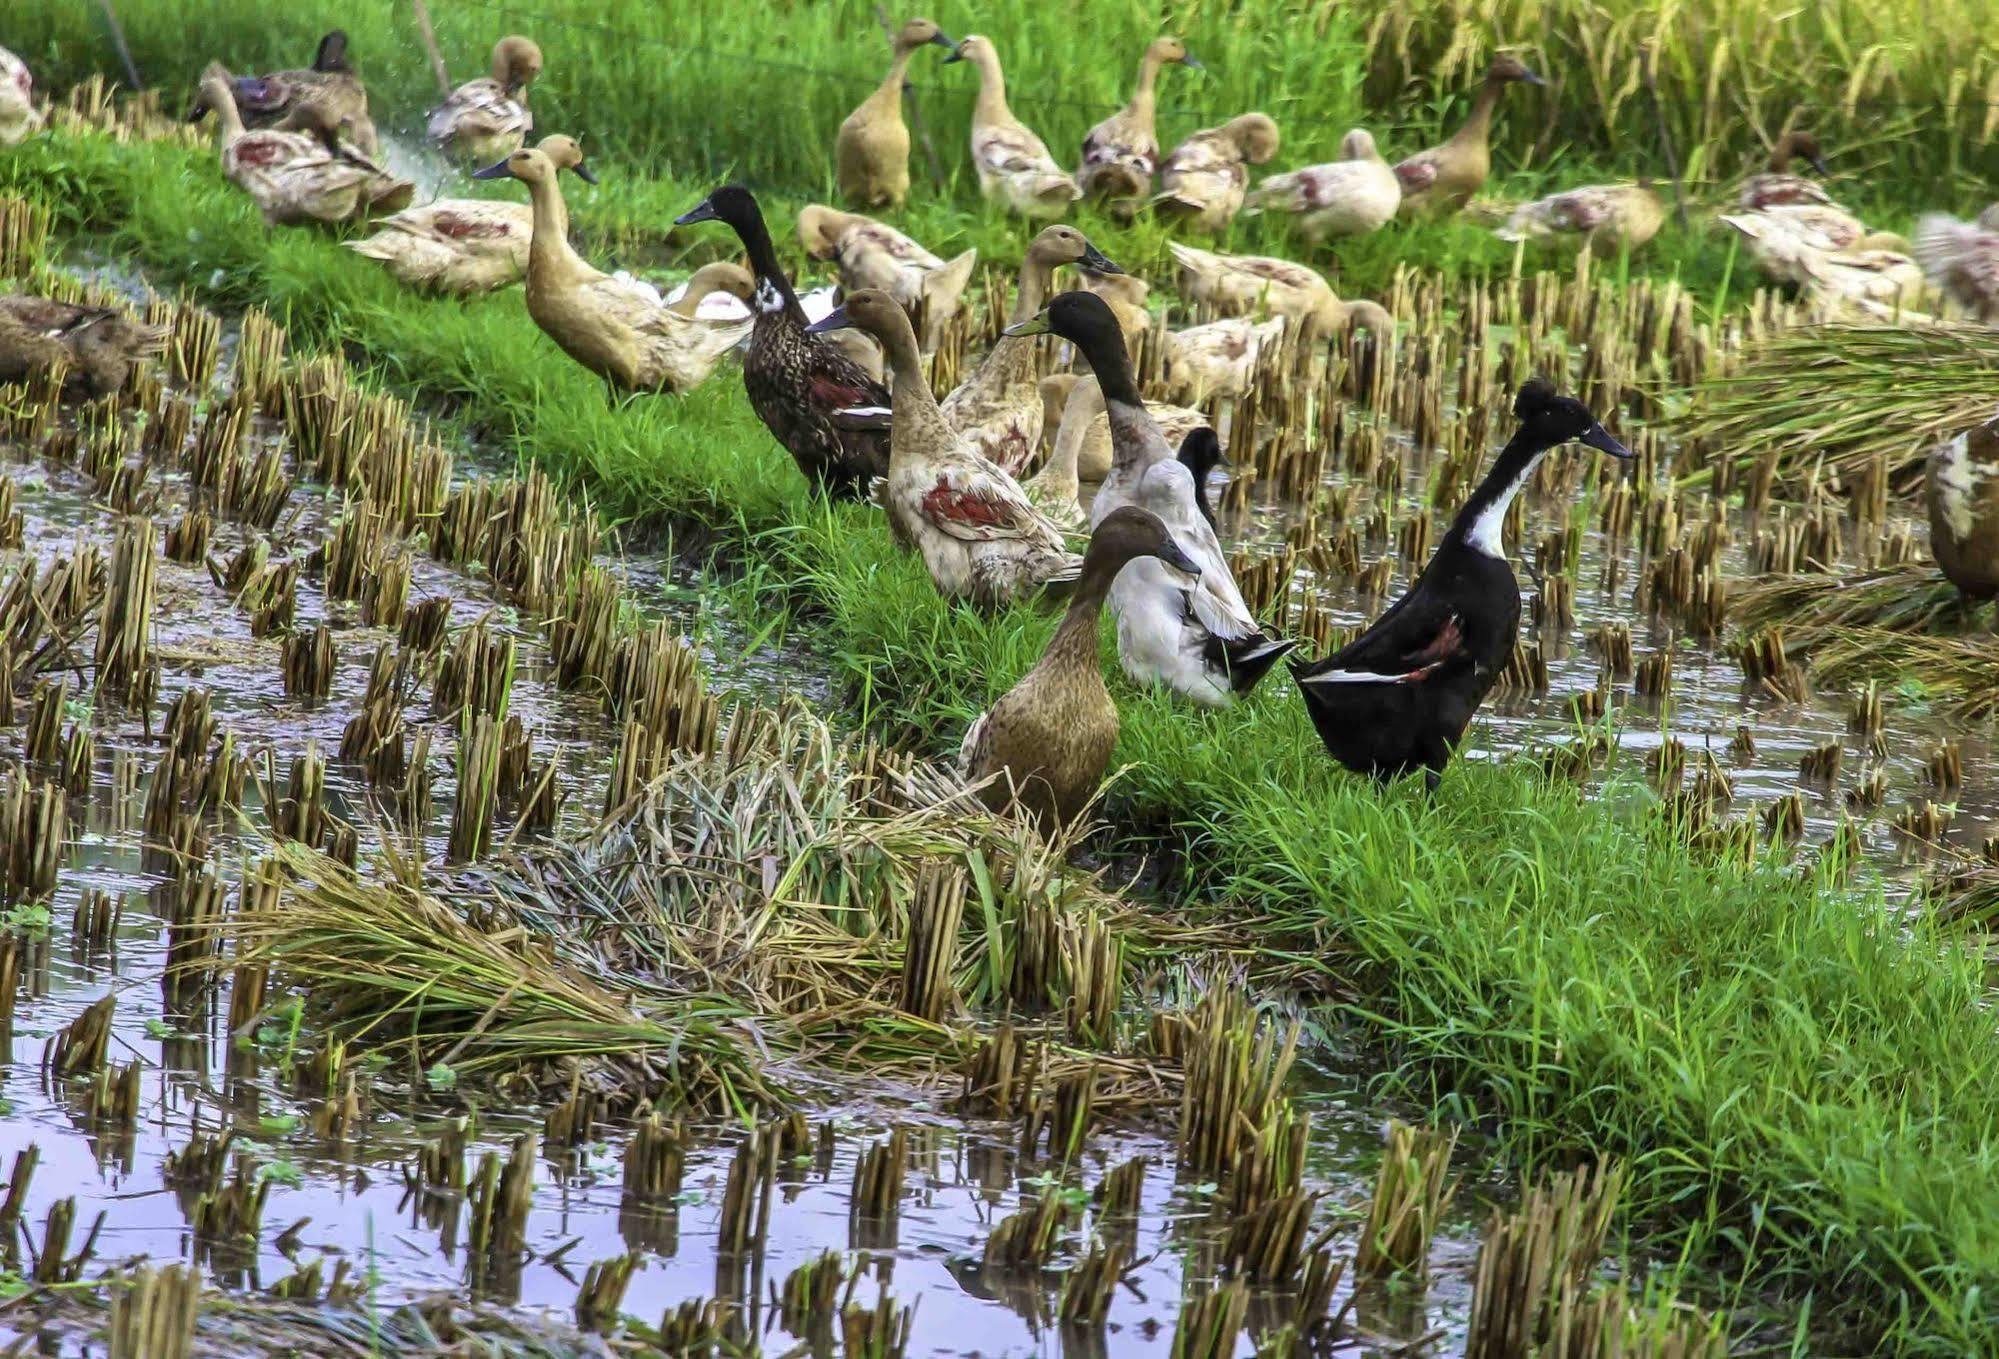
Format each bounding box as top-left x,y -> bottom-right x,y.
1303,595 -> 1464,684
975,123 -> 1063,179
1131,459 -> 1259,641
1392,154 -> 1439,194
920,460 -> 1057,545
804,341 -> 894,432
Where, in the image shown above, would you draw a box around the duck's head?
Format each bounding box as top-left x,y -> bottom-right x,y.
1147,36 -> 1203,70
896,18 -> 957,54
1025,224 -> 1122,278
1513,377 -> 1631,457
472,145 -> 558,186
493,36 -> 544,96
1487,52 -> 1546,87
796,204 -> 860,260
534,134 -> 598,183
1088,506 -> 1202,579
804,288 -> 914,347
1224,113 -> 1280,164
684,261 -> 756,304
1773,129 -> 1829,176
1177,426 -> 1229,480
187,61 -> 232,121
943,34 -> 995,67
1340,128 -> 1383,163
312,30 -> 352,74
1004,288 -> 1117,343
1344,299 -> 1395,337
675,184 -> 764,234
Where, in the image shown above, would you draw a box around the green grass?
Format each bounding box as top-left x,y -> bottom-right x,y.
15,127 -> 1999,1352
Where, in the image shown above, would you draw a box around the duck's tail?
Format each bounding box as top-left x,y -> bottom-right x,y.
1209,633 -> 1299,696
920,248 -> 979,317
1031,173 -> 1083,208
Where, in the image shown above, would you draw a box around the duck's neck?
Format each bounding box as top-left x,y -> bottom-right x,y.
1043,551 -> 1122,667
1448,74 -> 1507,148
205,83 -> 246,142
1448,429 -> 1553,558
1009,249 -> 1060,325
523,173 -> 586,284
1042,381 -> 1103,498
880,319 -> 953,453
1070,319 -> 1144,409
1125,49 -> 1166,120
731,210 -> 808,325
970,51 -> 1012,126
870,43 -> 917,112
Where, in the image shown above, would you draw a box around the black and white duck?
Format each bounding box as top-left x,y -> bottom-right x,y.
1007,291 -> 1293,706
676,185 -> 890,499
1290,378 -> 1630,785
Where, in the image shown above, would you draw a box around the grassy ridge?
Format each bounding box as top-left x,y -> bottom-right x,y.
13,130 -> 1999,1352
11,0 -> 1997,218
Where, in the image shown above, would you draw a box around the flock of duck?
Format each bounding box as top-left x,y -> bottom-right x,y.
3,25 -> 1997,830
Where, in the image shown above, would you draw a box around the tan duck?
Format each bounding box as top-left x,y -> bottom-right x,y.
193,64 -> 411,226
1716,210 -> 1919,312
958,506 -> 1200,829
1168,243 -> 1334,323
477,147 -> 750,394
216,30 -> 377,156
429,36 -> 542,163
1245,129 -> 1402,239
1164,315 -> 1284,405
1038,373 -> 1203,485
345,134 -> 593,295
666,262 -> 756,319
941,225 -> 1121,474
1737,130 -> 1838,210
1076,36 -> 1201,218
1928,411 -> 1999,599
835,17 -> 957,208
1914,208 -> 1999,321
1076,270 -> 1151,360
1496,184 -> 1665,254
948,35 -> 1081,219
0,297 -> 167,399
1036,373 -> 1078,463
797,204 -> 977,349
807,290 -> 1078,609
1393,53 -> 1544,215
1025,375 -> 1097,531
0,48 -> 42,147
1152,114 -> 1280,234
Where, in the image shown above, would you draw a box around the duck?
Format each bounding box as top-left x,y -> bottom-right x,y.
192,64 -> 412,226
1914,207 -> 1999,321
344,134 -> 594,295
1737,130 -> 1838,210
797,204 -> 977,350
215,29 -> 377,156
1927,411 -> 1999,599
1177,427 -> 1228,531
1012,291 -> 1294,706
429,36 -> 542,164
1393,54 -> 1545,215
1024,376 -> 1099,531
958,506 -> 1200,830
1152,113 -> 1280,234
807,290 -> 1079,609
1496,183 -> 1666,255
1075,37 -> 1202,218
1076,271 -> 1152,360
476,148 -> 749,395
676,186 -> 892,498
835,17 -> 957,208
0,48 -> 46,146
1163,314 -> 1285,405
1715,212 -> 1923,315
941,224 -> 1121,475
0,297 -> 167,399
1243,128 -> 1401,239
666,262 -> 756,320
1047,374 -> 1207,484
1291,379 -> 1631,785
1167,243 -> 1336,325
948,35 -> 1081,219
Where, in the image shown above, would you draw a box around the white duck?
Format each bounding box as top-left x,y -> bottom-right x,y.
0,47 -> 45,146
1152,113 -> 1281,234
797,204 -> 977,349
948,35 -> 1081,219
1013,292 -> 1294,705
1244,129 -> 1401,239
809,290 -> 1078,609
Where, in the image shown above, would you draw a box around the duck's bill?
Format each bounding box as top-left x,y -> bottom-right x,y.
943,43 -> 966,63
929,31 -> 957,48
674,199 -> 720,226
1581,423 -> 1633,458
1520,68 -> 1548,86
1079,244 -> 1123,276
1002,313 -> 1052,338
470,159 -> 511,180
804,307 -> 852,335
1181,54 -> 1205,70
571,161 -> 599,185
1158,537 -> 1202,575
1809,156 -> 1832,176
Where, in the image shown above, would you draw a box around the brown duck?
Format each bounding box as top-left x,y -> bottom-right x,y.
208,30 -> 378,156
0,296 -> 167,399
958,505 -> 1199,829
1393,53 -> 1544,215
677,185 -> 891,498
835,17 -> 957,208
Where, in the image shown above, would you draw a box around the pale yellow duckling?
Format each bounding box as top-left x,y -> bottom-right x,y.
797,204 -> 977,349
666,262 -> 756,319
1496,183 -> 1665,255
194,63 -> 411,226
958,506 -> 1200,831
1152,113 -> 1280,234
475,146 -> 751,394
948,35 -> 1081,219
429,36 -> 542,164
1076,36 -> 1201,218
1928,410 -> 1999,599
1915,206 -> 1999,322
941,224 -> 1121,474
1245,129 -> 1401,239
345,134 -> 593,295
1737,130 -> 1839,210
0,48 -> 42,147
808,290 -> 1079,610
835,17 -> 957,208
1394,53 -> 1544,215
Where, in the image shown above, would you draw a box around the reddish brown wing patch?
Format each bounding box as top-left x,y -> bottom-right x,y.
924,478 -> 1016,531
1395,160 -> 1437,193
434,213 -> 512,240
808,374 -> 874,412
1402,614 -> 1464,670
233,137 -> 288,167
